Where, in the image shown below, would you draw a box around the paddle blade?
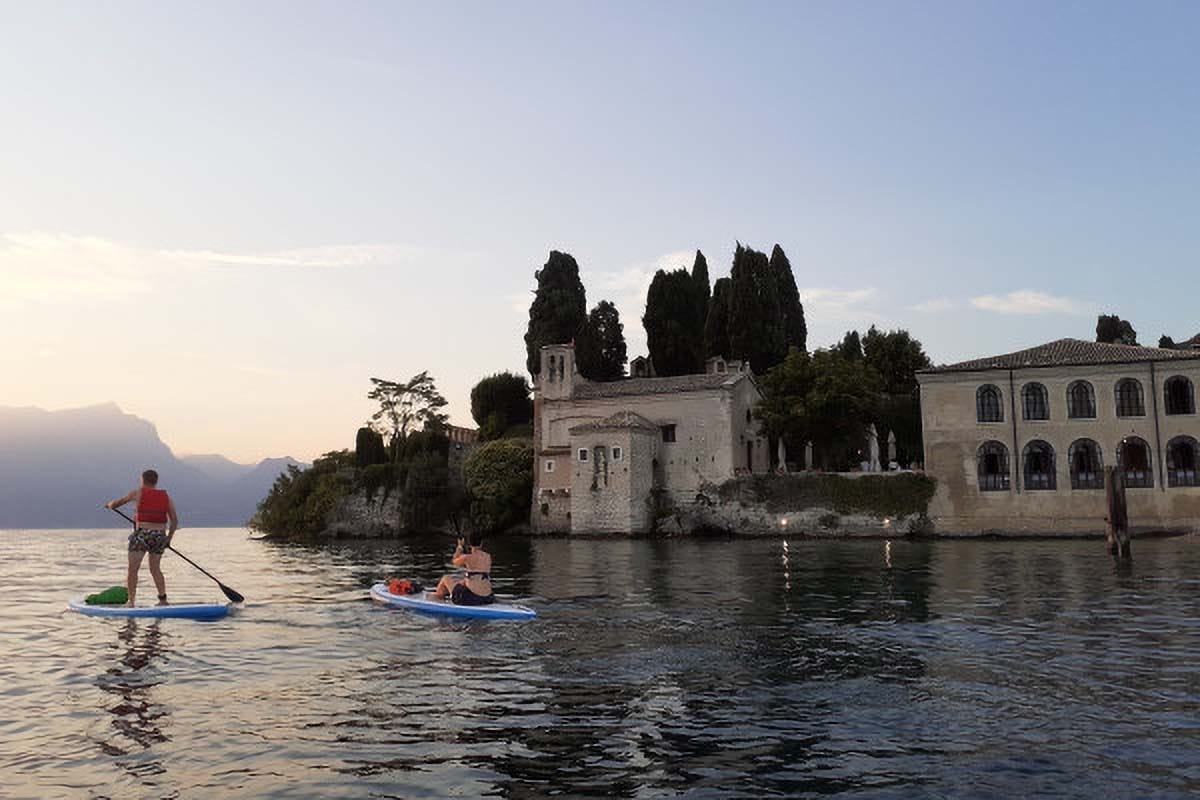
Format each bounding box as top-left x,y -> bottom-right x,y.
219,583 -> 245,604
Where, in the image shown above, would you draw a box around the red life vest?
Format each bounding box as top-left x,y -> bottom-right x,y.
136,487 -> 170,525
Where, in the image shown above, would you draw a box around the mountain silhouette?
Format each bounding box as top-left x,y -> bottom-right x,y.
0,403 -> 305,528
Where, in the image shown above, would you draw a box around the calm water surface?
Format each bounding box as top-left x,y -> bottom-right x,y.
1,529 -> 1198,799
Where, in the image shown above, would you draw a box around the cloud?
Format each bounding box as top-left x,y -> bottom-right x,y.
162,243 -> 447,269
0,232 -> 476,311
909,297 -> 955,313
0,233 -> 153,305
969,290 -> 1089,315
799,286 -> 881,321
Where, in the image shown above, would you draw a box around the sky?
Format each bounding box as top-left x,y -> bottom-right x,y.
2,1 -> 1198,463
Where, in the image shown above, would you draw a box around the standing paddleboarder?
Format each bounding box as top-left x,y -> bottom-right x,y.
105,470 -> 179,607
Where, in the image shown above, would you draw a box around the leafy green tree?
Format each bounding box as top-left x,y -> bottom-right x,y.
643,269 -> 705,376
1159,335 -> 1178,349
862,326 -> 932,468
704,277 -> 732,359
367,371 -> 449,457
1096,314 -> 1138,345
691,249 -> 710,326
354,427 -> 388,468
769,244 -> 807,352
757,349 -> 882,471
470,372 -> 532,441
400,451 -> 453,531
250,450 -> 355,537
729,244 -> 787,373
524,250 -> 587,375
576,300 -> 628,380
464,438 -> 534,532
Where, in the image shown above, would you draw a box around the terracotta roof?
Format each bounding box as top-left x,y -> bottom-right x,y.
572,372 -> 748,399
568,410 -> 660,434
922,338 -> 1200,374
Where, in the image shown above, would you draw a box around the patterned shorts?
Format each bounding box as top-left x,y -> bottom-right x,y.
129,528 -> 169,555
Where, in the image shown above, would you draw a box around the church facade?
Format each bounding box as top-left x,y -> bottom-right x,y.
532,343 -> 769,534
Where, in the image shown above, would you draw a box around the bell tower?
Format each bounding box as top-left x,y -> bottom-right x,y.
538,342 -> 577,400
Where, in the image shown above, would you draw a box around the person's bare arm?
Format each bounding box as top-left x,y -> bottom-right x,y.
105,489 -> 139,510
451,538 -> 468,567
167,498 -> 179,542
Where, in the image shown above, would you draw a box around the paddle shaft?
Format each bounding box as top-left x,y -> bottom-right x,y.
108,507 -> 244,603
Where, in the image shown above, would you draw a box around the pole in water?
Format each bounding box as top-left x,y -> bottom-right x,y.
1104,465 -> 1131,560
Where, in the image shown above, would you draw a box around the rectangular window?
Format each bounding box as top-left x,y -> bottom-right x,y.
612,446 -> 623,461
661,424 -> 676,443
544,459 -> 555,473
578,448 -> 589,462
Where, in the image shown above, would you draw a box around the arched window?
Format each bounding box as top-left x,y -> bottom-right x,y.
1023,440 -> 1056,490
977,385 -> 1003,423
1068,438 -> 1103,490
1067,381 -> 1096,419
1117,436 -> 1154,488
1167,436 -> 1199,488
1022,382 -> 1049,420
1115,378 -> 1145,417
977,441 -> 1010,491
1164,376 -> 1195,416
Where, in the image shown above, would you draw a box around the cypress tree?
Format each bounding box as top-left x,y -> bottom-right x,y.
728,244 -> 787,373
576,300 -> 628,380
643,269 -> 705,376
835,330 -> 863,361
769,244 -> 807,352
691,249 -> 710,324
355,427 -> 388,468
704,277 -> 732,359
1159,335 -> 1178,350
524,251 -> 587,375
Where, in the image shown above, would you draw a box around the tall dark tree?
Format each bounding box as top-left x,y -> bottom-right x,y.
728,244 -> 787,373
470,372 -> 533,441
691,249 -> 710,325
524,250 -> 587,375
704,277 -> 733,359
1159,334 -> 1178,350
643,269 -> 705,376
576,300 -> 628,381
354,427 -> 388,468
769,244 -> 807,352
1096,314 -> 1138,346
833,330 -> 863,361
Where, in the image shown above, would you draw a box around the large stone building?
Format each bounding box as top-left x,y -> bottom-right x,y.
532,343 -> 769,533
918,338 -> 1200,534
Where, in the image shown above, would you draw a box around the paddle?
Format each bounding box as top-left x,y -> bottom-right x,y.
108,508 -> 245,603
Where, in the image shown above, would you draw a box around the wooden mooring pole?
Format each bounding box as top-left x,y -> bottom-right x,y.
1104,466 -> 1131,560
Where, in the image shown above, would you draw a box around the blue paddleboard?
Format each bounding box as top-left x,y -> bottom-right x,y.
370,583 -> 536,621
67,597 -> 230,620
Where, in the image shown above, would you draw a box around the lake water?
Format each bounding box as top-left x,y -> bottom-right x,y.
2,529 -> 1198,799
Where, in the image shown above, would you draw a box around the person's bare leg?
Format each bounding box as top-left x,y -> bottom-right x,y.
126,551 -> 146,606
148,553 -> 167,604
431,575 -> 456,600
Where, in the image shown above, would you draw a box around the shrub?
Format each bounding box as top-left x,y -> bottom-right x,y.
464,439 -> 533,532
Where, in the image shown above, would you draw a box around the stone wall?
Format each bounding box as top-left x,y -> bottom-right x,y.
324,490 -> 401,538
533,488 -> 571,533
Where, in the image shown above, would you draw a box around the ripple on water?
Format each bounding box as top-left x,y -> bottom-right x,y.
1,531 -> 1199,798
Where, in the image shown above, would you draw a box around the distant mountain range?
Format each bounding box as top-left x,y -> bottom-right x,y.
0,403 -> 306,528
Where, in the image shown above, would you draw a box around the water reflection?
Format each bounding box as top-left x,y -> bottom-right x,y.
94,619 -> 171,767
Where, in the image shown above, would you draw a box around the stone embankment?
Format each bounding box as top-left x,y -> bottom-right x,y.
659,472 -> 937,538
323,491 -> 401,537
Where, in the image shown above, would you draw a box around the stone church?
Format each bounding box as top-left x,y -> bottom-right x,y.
532,343 -> 769,534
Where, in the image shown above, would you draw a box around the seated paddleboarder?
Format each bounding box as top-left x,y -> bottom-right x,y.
430,532 -> 495,606
105,469 -> 178,607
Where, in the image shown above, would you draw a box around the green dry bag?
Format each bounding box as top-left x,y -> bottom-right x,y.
85,586 -> 129,605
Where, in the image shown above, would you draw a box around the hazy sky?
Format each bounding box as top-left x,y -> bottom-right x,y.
3,2 -> 1198,463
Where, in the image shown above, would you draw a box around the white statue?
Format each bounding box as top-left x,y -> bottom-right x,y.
868,424 -> 881,472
